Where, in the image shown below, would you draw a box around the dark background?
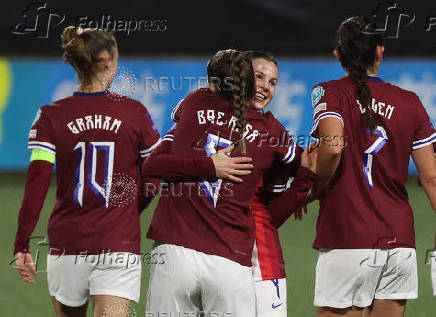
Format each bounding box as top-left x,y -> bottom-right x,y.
1,0 -> 436,57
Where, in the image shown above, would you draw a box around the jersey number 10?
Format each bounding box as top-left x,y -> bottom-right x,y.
73,142 -> 115,207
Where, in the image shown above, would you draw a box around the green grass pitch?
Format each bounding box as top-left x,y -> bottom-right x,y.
0,173 -> 435,316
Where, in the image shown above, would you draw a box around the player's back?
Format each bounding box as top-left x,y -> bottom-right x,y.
29,91 -> 160,255
147,89 -> 299,266
311,76 -> 435,249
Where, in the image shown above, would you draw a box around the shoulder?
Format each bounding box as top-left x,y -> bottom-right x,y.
171,88 -> 219,122
110,94 -> 148,110
310,79 -> 349,106
112,96 -> 155,119
262,111 -> 287,132
378,81 -> 421,103
312,78 -> 348,90
312,78 -> 349,94
179,88 -> 212,106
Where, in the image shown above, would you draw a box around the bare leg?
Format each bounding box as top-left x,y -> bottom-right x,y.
367,299 -> 406,317
317,306 -> 365,317
93,295 -> 131,317
51,297 -> 88,317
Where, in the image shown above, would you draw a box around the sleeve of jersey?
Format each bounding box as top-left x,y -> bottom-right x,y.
27,107 -> 56,157
412,95 -> 436,150
141,127 -> 216,182
138,107 -> 162,160
170,98 -> 185,123
14,160 -> 53,255
268,166 -> 316,228
269,117 -> 301,165
310,85 -> 344,138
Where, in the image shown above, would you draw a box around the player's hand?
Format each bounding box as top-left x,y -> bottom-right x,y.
294,202 -> 308,221
14,252 -> 37,283
301,142 -> 319,174
210,144 -> 254,182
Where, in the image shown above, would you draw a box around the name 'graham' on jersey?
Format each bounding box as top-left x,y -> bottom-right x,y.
67,114 -> 123,134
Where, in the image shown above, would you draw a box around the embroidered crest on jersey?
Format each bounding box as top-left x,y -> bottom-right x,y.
311,86 -> 325,107
199,133 -> 232,207
313,102 -> 327,117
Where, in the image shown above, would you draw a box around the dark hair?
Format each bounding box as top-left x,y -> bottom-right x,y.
335,16 -> 385,131
207,49 -> 255,154
61,26 -> 118,87
245,51 -> 278,68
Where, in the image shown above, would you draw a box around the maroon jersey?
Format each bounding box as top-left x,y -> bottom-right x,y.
25,91 -> 160,255
251,162 -> 315,280
251,177 -> 286,280
146,88 -> 301,266
311,76 -> 436,249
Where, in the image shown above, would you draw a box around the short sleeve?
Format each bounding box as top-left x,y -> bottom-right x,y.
138,106 -> 161,159
170,98 -> 185,122
310,84 -> 344,137
412,95 -> 436,150
27,107 -> 56,154
161,123 -> 177,143
269,115 -> 302,165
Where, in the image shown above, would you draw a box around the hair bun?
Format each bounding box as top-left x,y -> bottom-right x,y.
61,25 -> 78,47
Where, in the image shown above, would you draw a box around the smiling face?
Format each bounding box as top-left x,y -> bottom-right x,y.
249,58 -> 279,110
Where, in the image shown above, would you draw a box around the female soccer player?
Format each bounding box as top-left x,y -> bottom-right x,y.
142,51 -> 318,317
142,49 -> 303,317
309,17 -> 436,317
13,26 -> 160,317
245,51 -> 317,317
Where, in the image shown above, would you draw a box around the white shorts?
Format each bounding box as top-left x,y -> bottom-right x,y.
146,243 -> 255,317
254,278 -> 287,317
47,252 -> 141,307
431,254 -> 436,297
314,248 -> 418,308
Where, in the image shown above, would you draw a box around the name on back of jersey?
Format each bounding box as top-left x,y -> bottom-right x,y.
197,109 -> 260,143
357,97 -> 395,120
67,114 -> 123,134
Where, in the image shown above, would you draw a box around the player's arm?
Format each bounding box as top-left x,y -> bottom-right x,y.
308,84 -> 344,200
411,94 -> 436,212
412,144 -> 436,211
142,130 -> 253,183
310,117 -> 344,200
268,146 -> 318,227
14,149 -> 54,283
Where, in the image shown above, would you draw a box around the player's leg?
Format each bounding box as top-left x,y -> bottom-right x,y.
146,243 -> 202,316
316,306 -> 364,317
47,254 -> 90,312
93,295 -> 131,317
89,252 -> 142,316
366,299 -> 406,317
253,278 -> 287,317
314,249 -> 385,317
200,253 -> 255,317
51,297 -> 88,317
432,252 -> 436,297
370,248 -> 417,317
